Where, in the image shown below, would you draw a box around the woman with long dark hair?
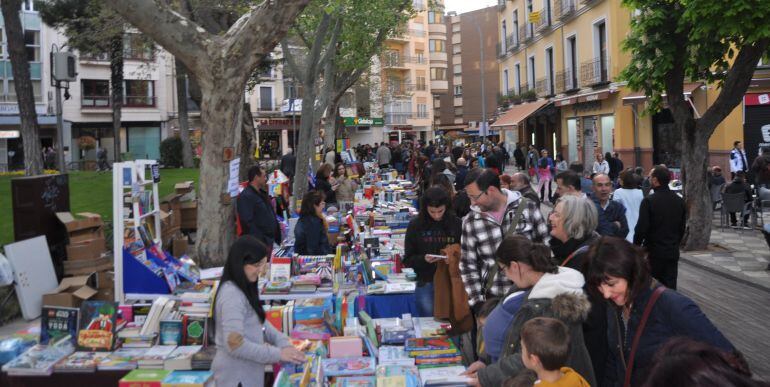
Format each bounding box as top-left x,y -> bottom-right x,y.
403,186 -> 462,316
313,163 -> 337,204
583,237 -> 735,387
212,236 -> 304,387
333,162 -> 357,203
294,190 -> 332,255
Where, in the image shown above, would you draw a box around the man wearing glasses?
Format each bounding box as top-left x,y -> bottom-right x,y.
459,168 -> 550,317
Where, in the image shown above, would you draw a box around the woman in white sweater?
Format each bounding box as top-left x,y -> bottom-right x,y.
611,170 -> 644,243
212,236 -> 305,387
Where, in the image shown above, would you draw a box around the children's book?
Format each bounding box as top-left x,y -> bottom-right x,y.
182,315 -> 207,346
375,365 -> 420,387
54,351 -> 110,373
161,370 -> 214,386
1,344 -> 74,376
336,376 -> 376,387
321,356 -> 375,377
378,346 -> 415,366
40,306 -> 79,346
98,348 -> 146,370
418,365 -> 470,387
404,337 -> 456,355
119,369 -> 171,387
77,301 -> 119,351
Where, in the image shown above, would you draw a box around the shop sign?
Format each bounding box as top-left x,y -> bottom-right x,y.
745,93 -> 770,106
281,99 -> 302,114
0,130 -> 20,139
575,101 -> 602,113
343,117 -> 384,126
528,11 -> 541,23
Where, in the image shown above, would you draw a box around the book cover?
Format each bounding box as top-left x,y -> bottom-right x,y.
418,366 -> 470,386
375,365 -> 420,387
98,348 -> 146,370
161,370 -> 213,386
54,351 -> 110,373
159,320 -> 183,345
290,323 -> 332,341
133,303 -> 153,325
337,376 -> 376,387
404,337 -> 454,352
320,357 -> 375,377
40,306 -> 79,346
266,307 -> 283,332
182,315 -> 207,346
269,257 -> 292,282
378,346 -> 414,366
164,345 -> 202,371
1,344 -> 74,376
77,301 -> 119,351
119,369 -> 172,387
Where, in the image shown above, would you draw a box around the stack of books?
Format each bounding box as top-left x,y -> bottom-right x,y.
191,346 -> 216,370
1,344 -> 74,376
263,280 -> 292,294
405,337 -> 462,367
54,351 -> 110,373
98,348 -> 146,370
138,345 -> 177,369
164,345 -> 202,371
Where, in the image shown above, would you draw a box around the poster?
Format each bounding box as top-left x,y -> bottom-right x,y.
228,158 -> 241,197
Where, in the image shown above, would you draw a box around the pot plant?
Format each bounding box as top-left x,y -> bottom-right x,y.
521,90 -> 537,102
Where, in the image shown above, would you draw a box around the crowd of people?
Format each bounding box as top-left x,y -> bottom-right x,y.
225,138 -> 770,387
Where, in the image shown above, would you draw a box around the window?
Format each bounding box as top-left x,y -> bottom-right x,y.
124,34 -> 154,60
25,30 -> 40,62
503,69 -> 510,94
124,80 -> 155,106
453,44 -> 461,55
452,23 -> 461,32
415,50 -> 425,63
594,20 -> 608,82
513,10 -> 519,45
417,104 -> 428,118
454,107 -> 463,116
453,64 -> 462,75
259,86 -> 273,111
22,0 -> 34,11
0,27 -> 4,57
429,39 -> 445,53
454,85 -> 462,96
81,80 -> 110,107
566,35 -> 577,89
501,21 -> 507,52
515,63 -> 521,94
528,56 -> 535,88
428,11 -> 444,24
546,47 -> 554,94
416,76 -> 427,90
430,68 -> 446,80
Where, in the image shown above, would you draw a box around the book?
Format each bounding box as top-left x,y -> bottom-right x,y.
404,337 -> 455,354
159,320 -> 183,345
77,301 -> 119,351
161,370 -> 214,386
270,256 -> 292,282
321,356 -> 376,377
139,345 -> 177,369
190,346 -> 215,370
182,315 -> 207,346
290,284 -> 318,294
418,365 -> 470,386
378,346 -> 415,366
54,351 -> 110,373
1,344 -> 74,376
415,355 -> 463,365
375,365 -> 420,387
164,345 -> 202,371
40,306 -> 79,346
119,369 -> 172,387
263,281 -> 292,294
98,348 -> 146,370
133,303 -> 153,325
290,323 -> 332,341
337,376 -> 376,387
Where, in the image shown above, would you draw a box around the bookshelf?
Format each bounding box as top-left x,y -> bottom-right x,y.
113,160 -> 163,303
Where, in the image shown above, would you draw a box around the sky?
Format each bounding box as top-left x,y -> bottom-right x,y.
443,0 -> 498,15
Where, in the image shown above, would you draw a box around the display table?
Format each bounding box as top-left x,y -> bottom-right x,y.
0,370 -> 129,387
362,293 -> 421,319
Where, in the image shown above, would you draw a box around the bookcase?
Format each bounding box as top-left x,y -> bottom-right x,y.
112,160 -> 166,303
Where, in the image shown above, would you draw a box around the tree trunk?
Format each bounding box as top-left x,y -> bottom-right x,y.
110,34 -> 124,163
240,102 -> 256,179
292,85 -> 318,202
195,77 -> 243,268
175,58 -> 194,168
680,118 -> 712,251
324,99 -> 339,148
1,0 -> 43,175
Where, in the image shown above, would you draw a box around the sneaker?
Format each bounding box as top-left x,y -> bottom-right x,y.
742,224 -> 752,230
731,224 -> 739,229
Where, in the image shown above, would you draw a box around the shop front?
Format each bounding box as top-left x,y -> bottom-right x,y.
0,115 -> 61,172
744,93 -> 770,168
256,118 -> 298,159
556,90 -> 618,169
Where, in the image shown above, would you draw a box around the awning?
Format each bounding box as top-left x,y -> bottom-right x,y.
622,82 -> 702,105
490,99 -> 550,128
0,115 -> 59,126
554,90 -> 614,107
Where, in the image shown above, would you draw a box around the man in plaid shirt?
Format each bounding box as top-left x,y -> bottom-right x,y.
460,168 -> 550,314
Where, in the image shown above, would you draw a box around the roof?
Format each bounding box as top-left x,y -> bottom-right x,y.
622,82 -> 703,104
490,99 -> 550,128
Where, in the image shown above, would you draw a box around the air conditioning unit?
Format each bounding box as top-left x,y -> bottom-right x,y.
52,52 -> 78,82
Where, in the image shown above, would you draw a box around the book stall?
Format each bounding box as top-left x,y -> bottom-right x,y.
0,159 -> 467,387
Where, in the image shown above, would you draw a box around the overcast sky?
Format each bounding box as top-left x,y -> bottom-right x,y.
443,0 -> 498,15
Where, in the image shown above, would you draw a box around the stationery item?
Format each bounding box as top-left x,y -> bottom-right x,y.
40,306 -> 79,346
77,301 -> 119,351
321,357 -> 376,377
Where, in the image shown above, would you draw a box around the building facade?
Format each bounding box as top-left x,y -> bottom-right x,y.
494,0 -> 748,173
436,7 -> 500,141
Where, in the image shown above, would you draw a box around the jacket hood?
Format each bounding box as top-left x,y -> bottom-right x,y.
529,267 -> 585,299
469,188 -> 522,215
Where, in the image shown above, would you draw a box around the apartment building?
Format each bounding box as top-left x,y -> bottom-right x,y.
436,7 -> 499,140
493,0 -> 751,172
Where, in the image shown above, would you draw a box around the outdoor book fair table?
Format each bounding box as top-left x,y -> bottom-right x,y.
0,162 -> 470,386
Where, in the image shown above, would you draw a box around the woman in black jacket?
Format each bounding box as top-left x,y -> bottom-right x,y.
294,191 -> 332,255
404,186 -> 462,317
313,164 -> 337,205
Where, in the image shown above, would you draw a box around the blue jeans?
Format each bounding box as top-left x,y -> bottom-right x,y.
414,282 -> 434,317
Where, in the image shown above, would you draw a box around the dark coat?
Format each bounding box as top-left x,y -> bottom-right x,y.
294,215 -> 332,255
517,185 -> 541,207
594,199 -> 629,238
633,186 -> 686,260
478,290 -> 597,387
604,282 -> 734,387
237,185 -> 280,247
313,178 -> 336,204
455,165 -> 469,191
403,214 -> 462,284
280,153 -> 296,178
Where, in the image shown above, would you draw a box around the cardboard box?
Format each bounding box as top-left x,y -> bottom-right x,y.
179,201 -> 198,230
174,181 -> 195,195
63,256 -> 114,276
96,271 -> 114,290
56,212 -> 105,243
172,236 -> 188,258
92,287 -> 115,302
42,275 -> 98,308
66,237 -> 106,261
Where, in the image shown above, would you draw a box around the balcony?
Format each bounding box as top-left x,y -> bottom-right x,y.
429,23 -> 447,35
255,98 -> 281,112
535,77 -> 554,97
382,54 -> 425,68
506,34 -> 518,52
388,28 -> 410,42
554,0 -> 577,20
386,81 -> 416,96
555,68 -> 579,94
519,24 -> 534,43
533,9 -> 552,32
80,52 -> 109,62
385,112 -> 414,125
580,57 -> 611,87
431,79 -> 449,92
124,95 -> 156,107
81,95 -> 110,108
429,51 -> 448,62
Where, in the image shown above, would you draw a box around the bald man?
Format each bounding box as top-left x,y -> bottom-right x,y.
510,172 -> 541,207
592,173 -> 628,238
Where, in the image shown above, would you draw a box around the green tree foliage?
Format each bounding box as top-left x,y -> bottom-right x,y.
620,0 -> 770,249
160,136 -> 183,168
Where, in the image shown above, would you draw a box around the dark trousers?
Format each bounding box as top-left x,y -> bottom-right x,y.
649,256 -> 679,290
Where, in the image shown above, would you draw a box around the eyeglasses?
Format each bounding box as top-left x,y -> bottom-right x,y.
467,190 -> 486,201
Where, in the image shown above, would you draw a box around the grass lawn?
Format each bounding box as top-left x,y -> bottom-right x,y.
0,168 -> 199,248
